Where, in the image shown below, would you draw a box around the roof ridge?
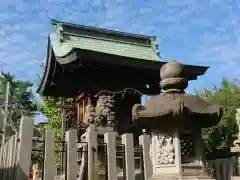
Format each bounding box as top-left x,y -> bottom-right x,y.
51,19 -> 156,40
62,31 -> 152,47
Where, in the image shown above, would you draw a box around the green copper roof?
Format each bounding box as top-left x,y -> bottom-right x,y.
49,20 -> 162,65
37,20 -> 210,97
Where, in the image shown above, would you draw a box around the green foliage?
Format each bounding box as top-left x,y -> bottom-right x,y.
197,79 -> 240,159
0,72 -> 37,117
40,97 -> 62,170
0,72 -> 37,137
40,97 -> 72,138
40,97 -> 72,171
40,97 -> 62,138
31,123 -> 47,166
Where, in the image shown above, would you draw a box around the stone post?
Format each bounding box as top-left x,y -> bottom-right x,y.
104,132 -> 117,180
44,128 -> 56,180
85,130 -> 98,180
139,133 -> 153,180
33,164 -> 41,180
122,133 -> 135,180
65,129 -> 78,180
194,129 -> 205,174
173,129 -> 182,174
82,126 -> 114,180
16,116 -> 34,180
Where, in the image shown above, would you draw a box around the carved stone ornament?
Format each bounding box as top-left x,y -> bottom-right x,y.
84,95 -> 116,130
95,95 -> 115,126
96,163 -> 106,175
151,132 -> 175,165
84,105 -> 97,124
65,107 -> 77,129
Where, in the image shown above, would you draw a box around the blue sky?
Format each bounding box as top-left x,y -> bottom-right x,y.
0,0 -> 240,96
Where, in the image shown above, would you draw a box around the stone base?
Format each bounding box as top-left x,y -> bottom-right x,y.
231,135 -> 240,153
54,174 -> 65,180
86,126 -> 114,134
81,126 -> 114,141
232,177 -> 240,180
149,174 -> 214,180
231,146 -> 240,153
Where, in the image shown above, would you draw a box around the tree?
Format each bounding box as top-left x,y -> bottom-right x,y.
197,79 -> 240,159
0,72 -> 37,137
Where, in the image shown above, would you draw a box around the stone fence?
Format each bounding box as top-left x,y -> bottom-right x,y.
0,116 -> 239,180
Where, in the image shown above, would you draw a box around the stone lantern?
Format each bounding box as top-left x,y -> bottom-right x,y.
132,60 -> 223,179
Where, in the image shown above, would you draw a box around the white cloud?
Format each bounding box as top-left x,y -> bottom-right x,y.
0,0 -> 239,94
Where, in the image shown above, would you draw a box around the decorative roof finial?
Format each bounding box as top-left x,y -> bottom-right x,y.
160,60 -> 188,93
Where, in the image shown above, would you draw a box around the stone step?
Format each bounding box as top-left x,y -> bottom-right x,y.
182,165 -> 203,175
149,172 -> 214,180
149,175 -> 214,180
54,174 -> 65,180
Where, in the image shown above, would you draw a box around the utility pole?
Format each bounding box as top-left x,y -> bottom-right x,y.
1,81 -> 10,145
